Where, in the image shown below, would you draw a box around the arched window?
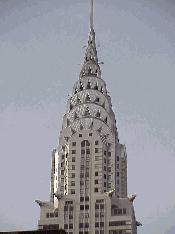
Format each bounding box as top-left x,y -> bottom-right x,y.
81,140 -> 90,147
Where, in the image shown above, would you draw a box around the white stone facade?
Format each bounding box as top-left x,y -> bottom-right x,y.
36,2 -> 139,233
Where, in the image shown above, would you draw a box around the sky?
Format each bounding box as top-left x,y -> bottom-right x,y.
0,0 -> 175,233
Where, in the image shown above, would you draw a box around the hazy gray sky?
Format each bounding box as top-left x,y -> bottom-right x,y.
0,0 -> 175,233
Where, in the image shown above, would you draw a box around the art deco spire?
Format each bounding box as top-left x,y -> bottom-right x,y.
79,0 -> 101,79
90,0 -> 93,30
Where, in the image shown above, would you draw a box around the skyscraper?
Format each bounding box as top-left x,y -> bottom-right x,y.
36,1 -> 141,233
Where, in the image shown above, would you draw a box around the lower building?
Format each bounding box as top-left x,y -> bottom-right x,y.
37,194 -> 138,234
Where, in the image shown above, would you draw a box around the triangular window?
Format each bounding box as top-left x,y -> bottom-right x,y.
85,94 -> 91,102
102,102 -> 105,108
80,82 -> 83,91
84,107 -> 91,117
94,83 -> 98,90
89,122 -> 93,130
96,110 -> 100,118
104,117 -> 107,123
88,67 -> 92,75
70,103 -> 73,110
94,97 -> 99,102
80,124 -> 84,130
74,112 -> 78,120
97,126 -> 102,133
77,96 -> 81,104
86,80 -> 91,89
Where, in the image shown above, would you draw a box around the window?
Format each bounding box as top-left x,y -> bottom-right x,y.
95,140 -> 99,145
86,149 -> 90,154
117,164 -> 119,169
104,174 -> 106,179
50,213 -> 54,218
72,165 -> 75,170
123,208 -> 126,214
95,180 -> 98,184
117,179 -> 119,185
108,167 -> 111,172
95,203 -> 99,209
108,183 -> 111,188
104,158 -> 106,163
95,164 -> 99,169
95,222 -> 99,227
62,146 -> 65,152
80,197 -> 84,202
64,224 -> 68,229
72,173 -> 75,178
104,182 -> 106,187
95,156 -> 98,161
72,157 -> 75,162
69,224 -> 73,229
55,212 -> 58,217
80,205 -> 84,210
69,214 -> 73,219
71,181 -> 75,186
79,223 -> 83,228
100,222 -> 104,227
85,223 -> 89,228
85,196 -> 89,201
81,149 -> 85,154
46,213 -> 49,218
104,166 -> 106,171
61,162 -> 64,167
70,206 -> 73,211
94,188 -> 98,192
95,171 -> 98,176
104,151 -> 106,155
118,209 -> 122,214
72,150 -> 76,154
108,152 -> 111,156
117,156 -> 119,161
95,212 -> 99,217
61,170 -> 64,175
72,142 -> 76,146
117,172 -> 119,176
62,155 -> 64,159
79,134 -> 82,137
95,148 -> 98,153
89,133 -> 92,136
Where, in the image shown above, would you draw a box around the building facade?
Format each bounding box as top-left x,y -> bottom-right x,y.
36,1 -> 141,233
